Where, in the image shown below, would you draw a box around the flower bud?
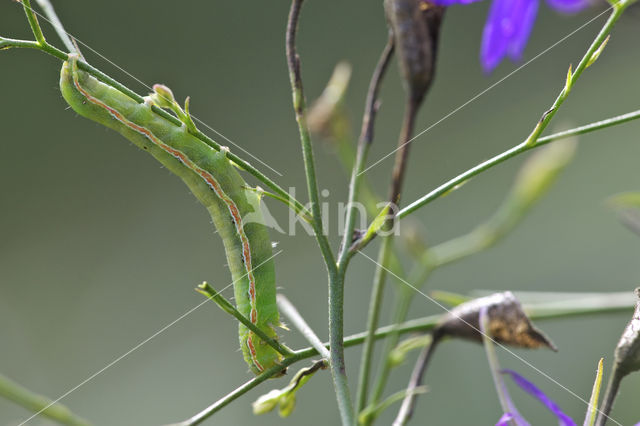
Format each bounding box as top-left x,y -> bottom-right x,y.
149,84 -> 176,108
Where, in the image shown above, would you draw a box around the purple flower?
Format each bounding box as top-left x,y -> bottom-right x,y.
429,0 -> 590,71
501,369 -> 576,426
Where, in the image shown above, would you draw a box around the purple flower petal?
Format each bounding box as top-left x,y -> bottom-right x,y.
506,0 -> 539,62
502,369 -> 576,426
480,0 -> 538,71
545,0 -> 590,14
480,0 -> 511,71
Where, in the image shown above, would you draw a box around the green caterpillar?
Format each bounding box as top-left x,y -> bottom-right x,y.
59,55 -> 283,376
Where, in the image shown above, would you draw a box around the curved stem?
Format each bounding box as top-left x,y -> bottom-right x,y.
285,0 -> 335,269
34,0 -> 77,54
397,4 -> 630,221
595,363 -> 626,426
277,294 -> 330,360
369,267 -> 433,409
356,234 -> 394,414
285,1 -> 348,424
197,283 -> 293,357
357,98 -> 420,422
172,296 -> 632,426
0,373 -> 90,426
392,337 -> 440,426
338,35 -> 394,267
22,0 -> 46,46
3,4 -> 308,221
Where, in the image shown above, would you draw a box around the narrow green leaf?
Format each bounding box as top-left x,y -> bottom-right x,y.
586,36 -> 610,68
583,358 -> 604,426
565,64 -> 574,92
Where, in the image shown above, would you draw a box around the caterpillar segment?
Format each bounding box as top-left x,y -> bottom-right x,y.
60,55 -> 284,376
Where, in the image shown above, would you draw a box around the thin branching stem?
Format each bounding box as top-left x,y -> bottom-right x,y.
0,373 -> 90,426
397,4 -> 631,221
285,0 -> 336,269
3,2 -> 308,221
392,338 -> 439,426
172,297 -> 633,425
285,0 -> 350,423
358,98 -> 420,423
197,283 -> 293,357
369,266 -> 433,408
277,294 -> 331,360
356,234 -> 394,415
338,35 -> 394,267
21,0 -> 46,46
34,0 -> 76,53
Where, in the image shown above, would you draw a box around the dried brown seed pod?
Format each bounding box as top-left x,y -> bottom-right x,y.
383,0 -> 445,105
613,288 -> 640,374
434,291 -> 557,350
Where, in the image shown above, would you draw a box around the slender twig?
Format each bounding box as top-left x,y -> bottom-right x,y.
479,309 -> 521,426
0,373 -> 91,426
336,33 -> 396,418
397,4 -> 631,221
356,234 -> 394,415
34,0 -> 76,53
285,0 -> 336,268
595,364 -> 625,426
277,294 -> 330,360
389,100 -> 419,206
3,3 -> 308,221
369,273 -> 431,410
197,282 -> 293,357
338,34 -> 394,265
171,296 -> 633,426
357,97 -> 421,422
392,336 -> 440,426
284,1 -> 350,424
21,0 -> 46,45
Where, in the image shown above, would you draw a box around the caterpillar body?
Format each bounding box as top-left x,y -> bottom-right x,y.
59,56 -> 283,376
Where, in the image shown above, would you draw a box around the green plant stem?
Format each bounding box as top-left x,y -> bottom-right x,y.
338,34 -> 395,418
285,1 -> 349,424
397,4 -> 632,221
357,98 -> 420,423
356,234 -> 394,415
277,294 -> 331,360
22,0 -> 46,45
34,0 -> 76,54
196,282 -> 293,357
369,267 -> 432,410
172,297 -> 633,425
338,35 -> 394,266
3,4 -> 308,221
285,0 -> 335,269
0,373 -> 90,426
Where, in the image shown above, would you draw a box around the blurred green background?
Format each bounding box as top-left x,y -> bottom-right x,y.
1,1 -> 639,425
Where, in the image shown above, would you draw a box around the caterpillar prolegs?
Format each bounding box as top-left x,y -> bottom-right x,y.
59,56 -> 284,376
